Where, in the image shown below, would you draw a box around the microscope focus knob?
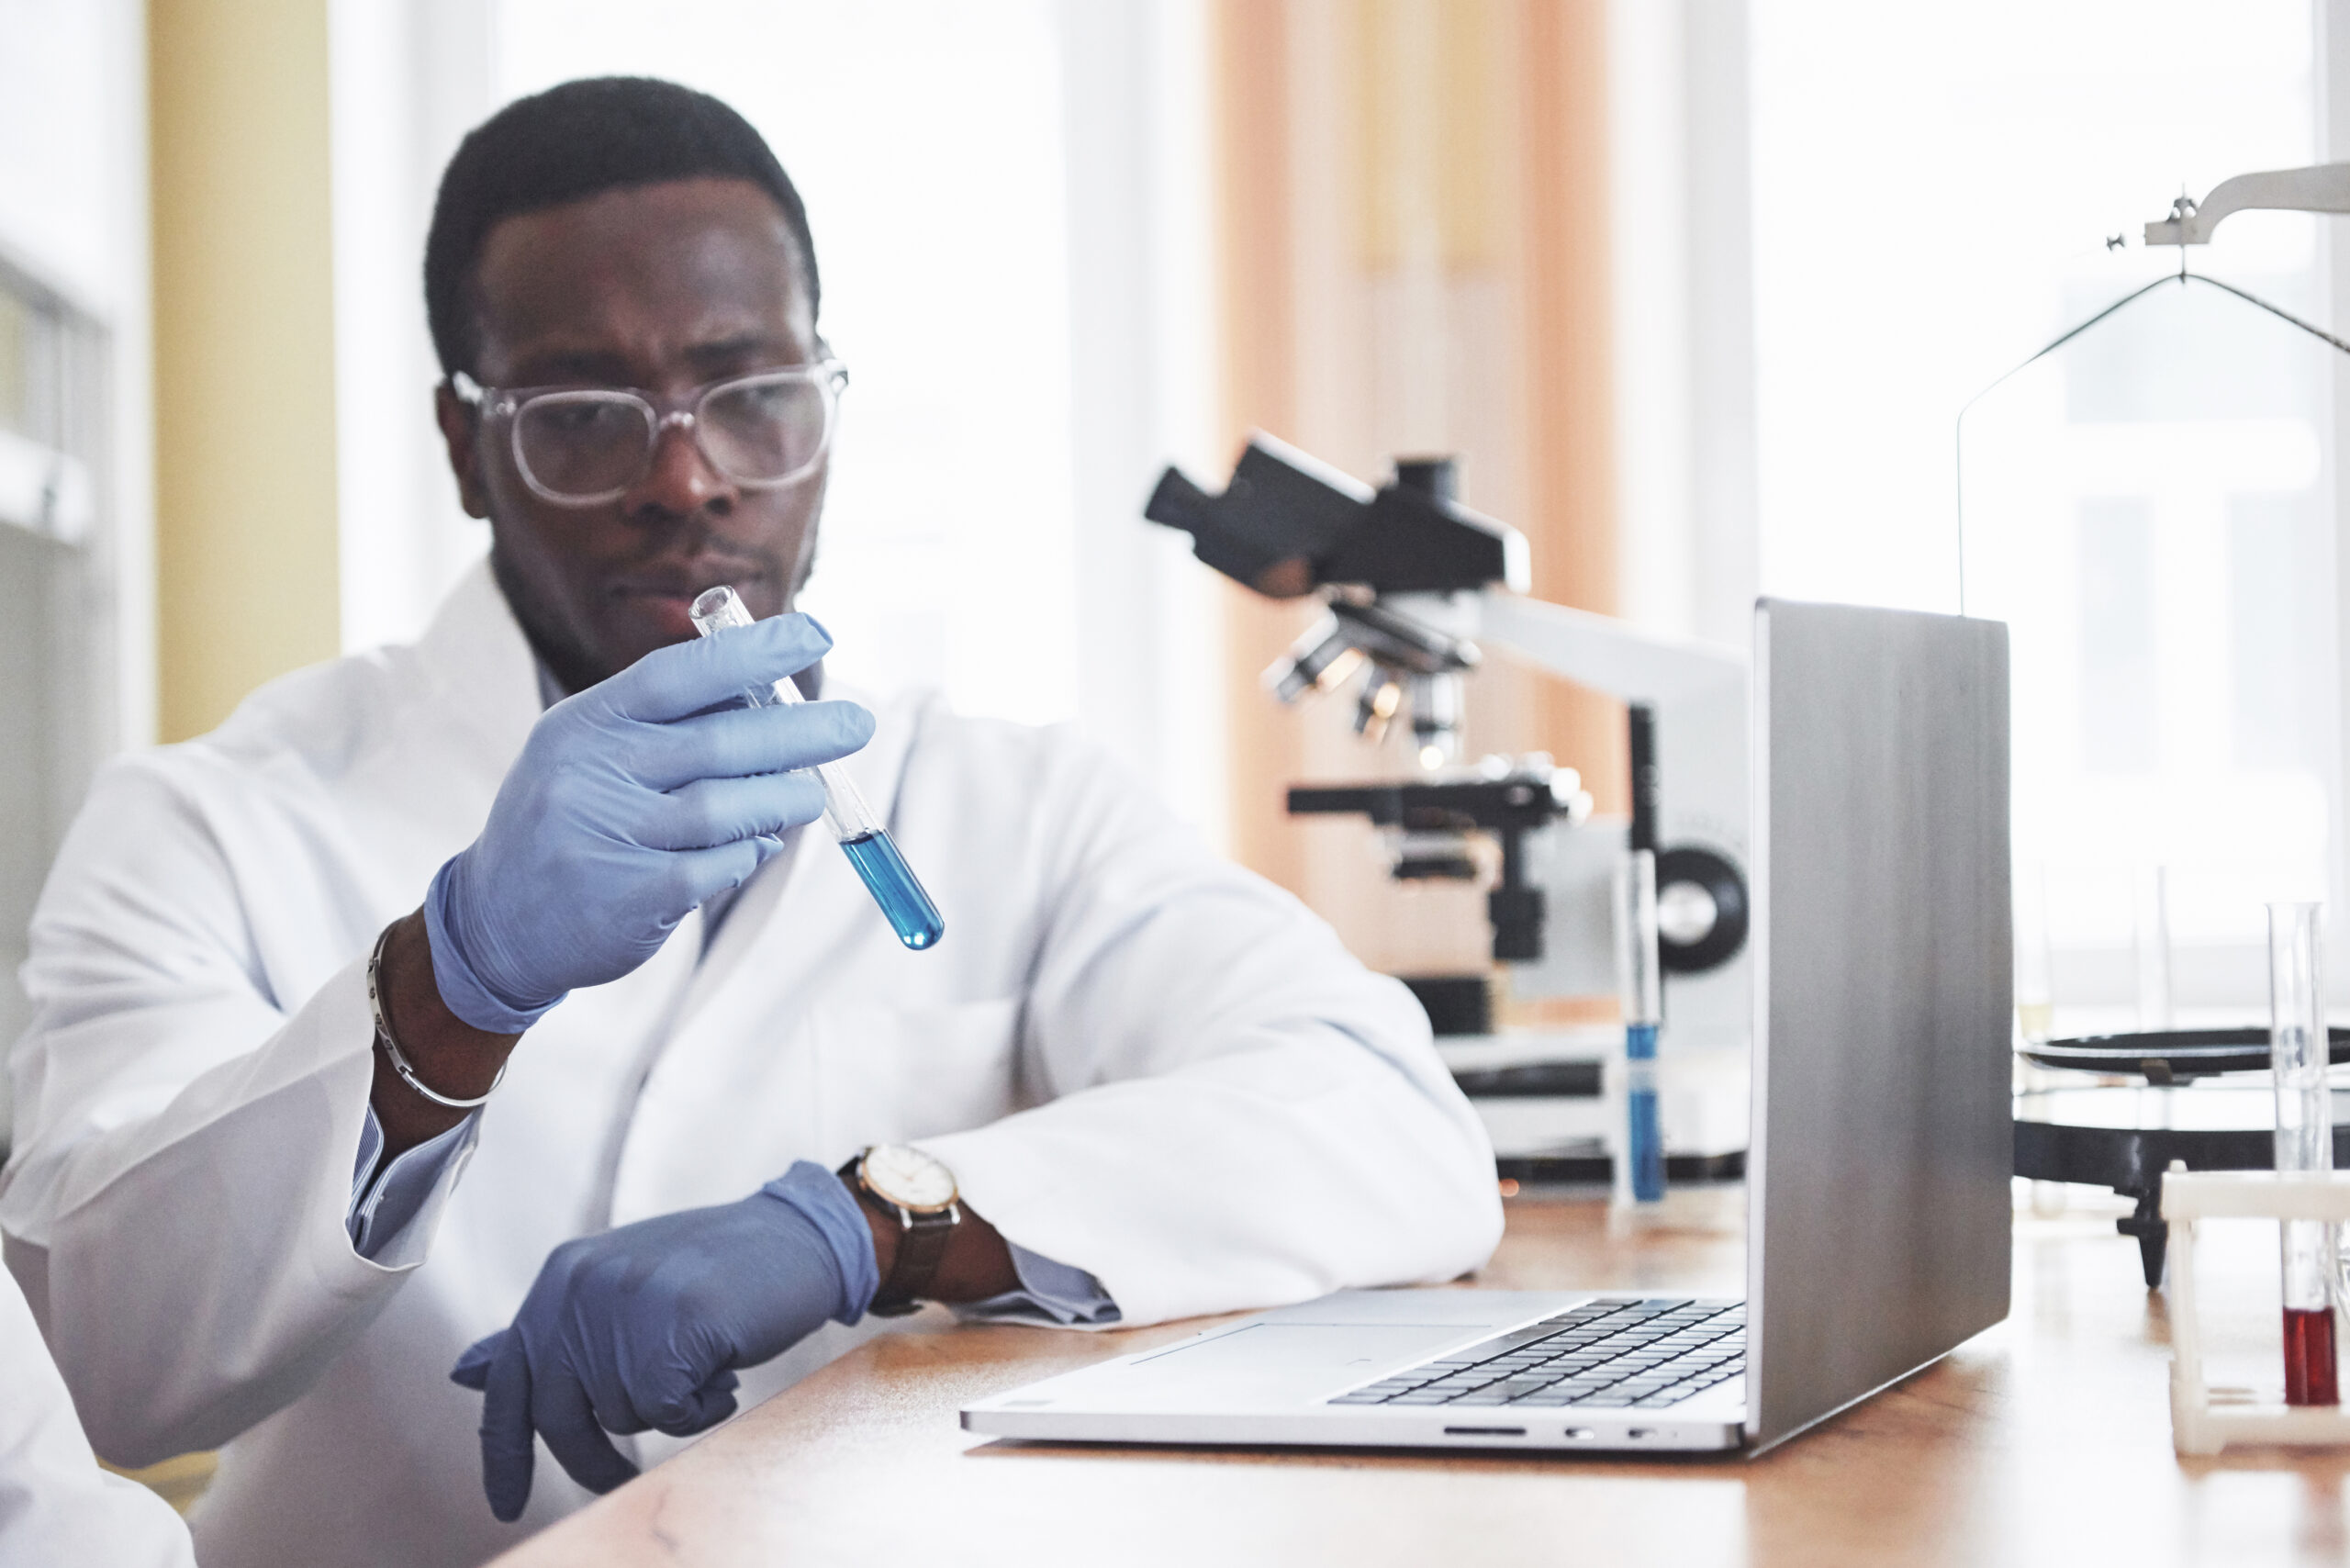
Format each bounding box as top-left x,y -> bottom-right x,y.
1654,846 -> 1748,975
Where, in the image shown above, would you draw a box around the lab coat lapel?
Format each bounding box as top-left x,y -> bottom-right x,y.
409,561 -> 543,768
177,561 -> 540,1009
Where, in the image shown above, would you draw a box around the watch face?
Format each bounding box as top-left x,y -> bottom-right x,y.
862,1145 -> 957,1211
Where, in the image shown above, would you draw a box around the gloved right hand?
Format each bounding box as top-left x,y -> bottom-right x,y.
424,612 -> 871,1032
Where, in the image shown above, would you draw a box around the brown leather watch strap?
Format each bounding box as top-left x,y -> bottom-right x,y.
839,1155 -> 961,1316
873,1205 -> 957,1316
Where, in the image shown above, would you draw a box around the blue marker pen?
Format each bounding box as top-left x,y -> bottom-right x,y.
690,586 -> 945,951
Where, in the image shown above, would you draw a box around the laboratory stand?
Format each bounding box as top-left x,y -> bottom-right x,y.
2013,1027 -> 2350,1287
2013,1079 -> 2350,1287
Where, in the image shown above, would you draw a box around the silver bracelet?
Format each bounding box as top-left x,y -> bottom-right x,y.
367,923 -> 505,1110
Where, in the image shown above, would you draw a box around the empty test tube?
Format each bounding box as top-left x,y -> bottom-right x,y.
688,586 -> 945,951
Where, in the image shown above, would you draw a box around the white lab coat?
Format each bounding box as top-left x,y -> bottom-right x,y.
1,563 -> 1500,1568
0,1262 -> 195,1568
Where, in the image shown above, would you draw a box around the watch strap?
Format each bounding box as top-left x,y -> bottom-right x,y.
839,1154 -> 960,1316
871,1205 -> 957,1316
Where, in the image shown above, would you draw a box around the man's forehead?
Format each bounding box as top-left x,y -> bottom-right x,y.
471,178 -> 815,378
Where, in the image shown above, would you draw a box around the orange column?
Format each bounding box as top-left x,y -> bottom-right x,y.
1516,0 -> 1624,813
150,0 -> 341,741
1214,0 -> 1313,897
1211,0 -> 1621,899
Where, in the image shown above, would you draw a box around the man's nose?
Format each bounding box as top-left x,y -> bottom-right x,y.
627,414 -> 734,520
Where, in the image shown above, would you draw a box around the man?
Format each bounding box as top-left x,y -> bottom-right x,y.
1,77 -> 1499,1566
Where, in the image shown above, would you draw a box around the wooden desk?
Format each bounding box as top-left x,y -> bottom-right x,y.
491,1189 -> 2350,1568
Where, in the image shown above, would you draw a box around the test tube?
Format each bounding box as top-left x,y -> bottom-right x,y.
689,586 -> 945,952
2268,901 -> 2335,1405
2136,865 -> 2175,1030
1617,847 -> 1665,1204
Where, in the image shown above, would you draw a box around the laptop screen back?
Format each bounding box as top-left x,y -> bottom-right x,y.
1745,599 -> 2013,1451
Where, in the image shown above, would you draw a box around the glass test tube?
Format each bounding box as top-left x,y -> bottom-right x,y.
688,586 -> 945,951
2136,865 -> 2175,1030
2268,901 -> 2336,1406
1617,847 -> 1665,1204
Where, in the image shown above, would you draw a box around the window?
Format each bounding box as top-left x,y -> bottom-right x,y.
1750,0 -> 2333,1026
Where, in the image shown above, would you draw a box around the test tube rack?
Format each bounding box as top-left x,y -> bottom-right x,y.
2165,1163 -> 2350,1454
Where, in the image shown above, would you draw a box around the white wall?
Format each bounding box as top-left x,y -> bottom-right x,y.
328,0 -> 497,656
1606,0 -> 1761,651
1606,0 -> 2350,1026
0,0 -> 140,315
1049,0 -> 1225,837
1746,0 -> 2342,1026
0,0 -> 151,1144
0,0 -> 153,752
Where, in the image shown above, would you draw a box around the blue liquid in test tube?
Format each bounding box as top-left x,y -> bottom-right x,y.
1625,1021 -> 1663,1202
1619,846 -> 1665,1204
840,830 -> 942,949
689,586 -> 945,951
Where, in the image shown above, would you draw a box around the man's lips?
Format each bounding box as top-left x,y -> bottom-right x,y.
609,569 -> 764,606
607,569 -> 769,644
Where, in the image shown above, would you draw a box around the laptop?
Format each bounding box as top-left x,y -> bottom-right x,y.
961,599 -> 2014,1455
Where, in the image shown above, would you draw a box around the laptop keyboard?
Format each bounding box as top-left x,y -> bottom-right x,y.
1326,1298 -> 1745,1411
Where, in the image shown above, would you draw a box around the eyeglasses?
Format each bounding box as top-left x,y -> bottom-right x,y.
449,360 -> 849,507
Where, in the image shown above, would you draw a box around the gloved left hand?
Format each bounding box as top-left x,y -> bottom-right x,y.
449,1160 -> 878,1521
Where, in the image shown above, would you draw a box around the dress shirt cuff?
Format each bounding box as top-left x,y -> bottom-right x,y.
954,1242 -> 1124,1327
347,1105 -> 479,1263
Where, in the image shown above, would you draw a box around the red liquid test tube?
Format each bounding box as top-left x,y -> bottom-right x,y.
2270,903 -> 2339,1406
2284,1305 -> 2340,1407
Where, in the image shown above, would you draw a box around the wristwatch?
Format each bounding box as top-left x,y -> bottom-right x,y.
839,1145 -> 962,1316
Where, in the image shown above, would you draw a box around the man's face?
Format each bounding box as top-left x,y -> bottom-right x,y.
436,177 -> 826,693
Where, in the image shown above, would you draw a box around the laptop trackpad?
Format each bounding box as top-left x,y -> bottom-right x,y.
1131,1323 -> 1465,1380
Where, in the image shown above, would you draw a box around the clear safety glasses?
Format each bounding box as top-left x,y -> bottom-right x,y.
449,361 -> 848,507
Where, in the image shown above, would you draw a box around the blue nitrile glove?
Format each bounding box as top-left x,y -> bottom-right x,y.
424,614 -> 872,1032
449,1160 -> 879,1521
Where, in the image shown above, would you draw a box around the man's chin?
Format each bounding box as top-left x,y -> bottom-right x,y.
622,592 -> 707,652
563,598 -> 705,690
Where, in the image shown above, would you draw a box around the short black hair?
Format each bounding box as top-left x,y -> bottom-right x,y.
423,76 -> 820,378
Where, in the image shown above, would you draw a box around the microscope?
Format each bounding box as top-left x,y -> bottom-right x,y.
1147,435 -> 1754,1180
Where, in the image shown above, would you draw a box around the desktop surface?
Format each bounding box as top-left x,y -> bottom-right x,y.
488,1188 -> 2347,1568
